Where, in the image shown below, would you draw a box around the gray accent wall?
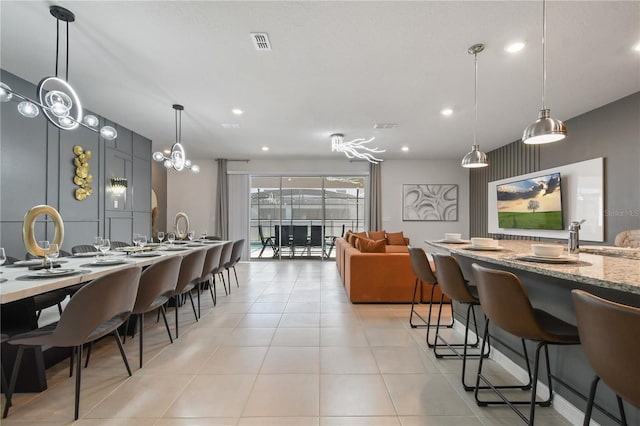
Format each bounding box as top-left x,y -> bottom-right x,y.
470,92 -> 640,245
0,69 -> 152,256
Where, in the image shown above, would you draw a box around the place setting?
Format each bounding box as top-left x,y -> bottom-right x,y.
462,237 -> 506,251
434,233 -> 470,244
515,244 -> 581,264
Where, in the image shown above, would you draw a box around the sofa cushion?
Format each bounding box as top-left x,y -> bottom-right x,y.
386,231 -> 407,245
360,238 -> 386,253
368,230 -> 386,240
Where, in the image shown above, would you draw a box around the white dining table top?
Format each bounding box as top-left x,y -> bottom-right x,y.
0,241 -> 225,305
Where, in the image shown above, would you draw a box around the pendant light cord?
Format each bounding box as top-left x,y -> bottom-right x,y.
474,50 -> 478,146
66,21 -> 69,81
55,19 -> 59,77
541,0 -> 547,110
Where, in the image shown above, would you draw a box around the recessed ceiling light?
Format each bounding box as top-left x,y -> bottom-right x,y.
401,146 -> 409,152
261,146 -> 269,151
232,108 -> 243,115
633,42 -> 640,52
505,42 -> 525,53
441,108 -> 453,116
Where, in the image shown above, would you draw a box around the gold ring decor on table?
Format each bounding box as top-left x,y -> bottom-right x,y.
174,211 -> 190,240
73,145 -> 93,200
23,205 -> 65,257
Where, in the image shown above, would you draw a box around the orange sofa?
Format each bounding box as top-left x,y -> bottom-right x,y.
335,236 -> 443,303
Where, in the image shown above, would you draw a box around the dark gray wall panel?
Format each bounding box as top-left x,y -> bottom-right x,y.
132,156 -> 151,212
0,70 -> 49,222
132,211 -> 151,237
132,132 -> 151,160
106,215 -> 133,244
151,161 -> 167,237
61,221 -> 101,252
112,124 -> 132,155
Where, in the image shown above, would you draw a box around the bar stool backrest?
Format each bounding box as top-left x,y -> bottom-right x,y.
471,263 -> 548,342
432,254 -> 476,303
572,290 -> 640,408
407,246 -> 437,285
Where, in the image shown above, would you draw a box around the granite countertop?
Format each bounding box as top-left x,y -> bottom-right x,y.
425,239 -> 640,296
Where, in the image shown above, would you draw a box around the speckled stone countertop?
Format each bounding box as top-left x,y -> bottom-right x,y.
425,239 -> 640,296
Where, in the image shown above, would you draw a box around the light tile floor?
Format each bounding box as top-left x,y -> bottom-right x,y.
2,261 -> 573,425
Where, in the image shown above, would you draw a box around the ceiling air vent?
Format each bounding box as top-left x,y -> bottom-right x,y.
250,33 -> 272,51
373,123 -> 397,129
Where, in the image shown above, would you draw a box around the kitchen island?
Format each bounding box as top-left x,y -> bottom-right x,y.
424,239 -> 640,426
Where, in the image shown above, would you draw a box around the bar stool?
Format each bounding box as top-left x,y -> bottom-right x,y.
471,263 -> 580,425
571,290 -> 640,426
407,246 -> 453,338
431,254 -> 488,390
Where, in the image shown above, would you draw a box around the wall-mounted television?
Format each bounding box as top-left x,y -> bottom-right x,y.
496,172 -> 563,230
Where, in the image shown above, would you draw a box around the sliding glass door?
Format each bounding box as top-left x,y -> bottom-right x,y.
250,175 -> 366,260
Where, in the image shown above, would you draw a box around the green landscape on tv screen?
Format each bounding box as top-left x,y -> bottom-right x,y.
496,172 -> 564,230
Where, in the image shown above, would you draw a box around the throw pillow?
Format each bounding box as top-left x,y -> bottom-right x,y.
360,238 -> 386,253
347,234 -> 358,246
368,230 -> 385,240
386,231 -> 406,245
355,231 -> 367,239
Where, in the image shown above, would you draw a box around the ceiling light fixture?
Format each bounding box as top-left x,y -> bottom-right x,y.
0,6 -> 117,140
152,104 -> 199,173
633,42 -> 640,52
331,133 -> 385,164
261,146 -> 269,151
441,108 -> 454,116
505,42 -> 525,53
522,0 -> 567,144
401,146 -> 409,152
232,108 -> 244,115
461,44 -> 489,169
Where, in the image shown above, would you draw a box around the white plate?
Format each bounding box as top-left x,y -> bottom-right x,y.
29,268 -> 77,278
434,239 -> 470,244
464,246 -> 505,251
73,252 -> 98,257
130,251 -> 162,258
13,259 -> 45,266
516,255 -> 579,264
90,258 -> 131,266
162,247 -> 188,251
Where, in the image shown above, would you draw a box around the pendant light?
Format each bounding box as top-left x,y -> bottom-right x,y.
152,104 -> 199,173
461,43 -> 488,168
0,6 -> 117,140
522,0 -> 567,144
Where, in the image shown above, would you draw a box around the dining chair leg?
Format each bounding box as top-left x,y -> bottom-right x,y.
208,276 -> 216,306
160,306 -> 173,343
138,313 -> 144,368
112,331 -> 132,376
232,266 -> 239,288
174,296 -> 180,339
187,291 -> 199,321
196,286 -> 201,318
220,272 -> 228,295
84,342 -> 92,368
3,346 -> 24,419
74,344 -> 82,420
1,361 -> 10,410
69,346 -> 74,377
226,270 -> 232,294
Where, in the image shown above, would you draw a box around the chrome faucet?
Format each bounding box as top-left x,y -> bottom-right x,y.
568,220 -> 586,255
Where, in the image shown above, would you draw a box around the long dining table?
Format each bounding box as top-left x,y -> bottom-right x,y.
0,240 -> 223,392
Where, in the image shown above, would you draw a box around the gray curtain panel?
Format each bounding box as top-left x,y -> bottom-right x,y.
368,162 -> 382,231
215,159 -> 229,240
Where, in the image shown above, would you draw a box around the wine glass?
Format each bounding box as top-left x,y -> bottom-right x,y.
201,230 -> 207,240
138,235 -> 147,249
132,233 -> 141,247
0,247 -> 6,268
157,231 -> 165,243
187,231 -> 195,241
46,243 -> 59,271
167,232 -> 176,245
39,240 -> 50,267
100,239 -> 110,256
93,236 -> 103,255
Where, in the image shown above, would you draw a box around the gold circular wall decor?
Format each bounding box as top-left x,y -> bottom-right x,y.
23,205 -> 65,257
174,211 -> 190,239
73,145 -> 93,200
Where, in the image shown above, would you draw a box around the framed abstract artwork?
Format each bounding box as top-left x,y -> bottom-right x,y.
402,184 -> 458,221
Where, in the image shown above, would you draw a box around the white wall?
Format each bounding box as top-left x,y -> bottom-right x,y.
380,159 -> 469,251
166,159 -> 217,237
166,158 -> 469,249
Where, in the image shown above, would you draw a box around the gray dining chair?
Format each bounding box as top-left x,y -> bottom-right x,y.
198,244 -> 223,308
213,241 -> 233,295
224,239 -> 245,290
71,244 -> 98,254
3,266 -> 142,420
171,250 -> 206,338
129,256 -> 181,367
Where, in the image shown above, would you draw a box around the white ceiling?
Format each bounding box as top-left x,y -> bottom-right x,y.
1,1 -> 639,163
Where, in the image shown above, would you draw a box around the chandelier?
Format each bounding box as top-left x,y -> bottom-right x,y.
0,6 -> 117,140
331,133 -> 385,164
152,104 -> 199,173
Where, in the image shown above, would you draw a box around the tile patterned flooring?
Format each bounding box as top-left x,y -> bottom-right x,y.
2,261 -> 573,425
